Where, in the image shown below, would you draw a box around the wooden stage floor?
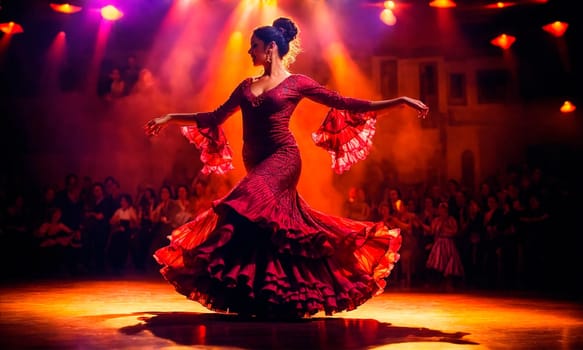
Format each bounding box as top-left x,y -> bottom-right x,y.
1,275 -> 582,350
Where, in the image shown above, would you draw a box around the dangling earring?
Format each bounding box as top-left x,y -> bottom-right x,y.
266,50 -> 272,64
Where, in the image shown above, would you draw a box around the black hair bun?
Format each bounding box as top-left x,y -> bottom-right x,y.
273,17 -> 298,43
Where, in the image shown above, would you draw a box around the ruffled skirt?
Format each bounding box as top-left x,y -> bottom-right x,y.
155,108 -> 400,318
154,158 -> 401,317
426,237 -> 464,277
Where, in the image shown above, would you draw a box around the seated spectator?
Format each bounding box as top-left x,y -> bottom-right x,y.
35,207 -> 73,276
108,194 -> 138,275
122,54 -> 141,94
104,68 -> 126,101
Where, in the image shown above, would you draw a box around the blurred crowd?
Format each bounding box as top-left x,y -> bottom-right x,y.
0,156 -> 579,296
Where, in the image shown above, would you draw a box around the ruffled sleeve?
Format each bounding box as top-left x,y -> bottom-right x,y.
311,108 -> 376,174
178,80 -> 246,175
181,125 -> 234,175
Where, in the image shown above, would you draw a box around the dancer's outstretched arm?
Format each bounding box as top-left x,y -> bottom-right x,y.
370,96 -> 429,118
144,113 -> 197,136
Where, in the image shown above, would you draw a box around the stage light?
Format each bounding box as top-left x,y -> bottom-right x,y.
0,22 -> 24,34
490,33 -> 516,50
542,21 -> 568,37
484,2 -> 516,9
380,9 -> 397,26
100,5 -> 123,21
383,1 -> 395,10
429,0 -> 457,8
50,3 -> 82,14
560,100 -> 576,113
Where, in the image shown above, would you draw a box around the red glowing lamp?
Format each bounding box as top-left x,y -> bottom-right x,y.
560,101 -> 576,113
484,2 -> 516,9
50,3 -> 83,14
490,33 -> 516,50
101,5 -> 123,21
542,21 -> 568,37
429,0 -> 457,8
0,22 -> 24,34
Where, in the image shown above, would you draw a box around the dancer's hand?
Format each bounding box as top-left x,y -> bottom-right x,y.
144,115 -> 171,136
401,97 -> 429,119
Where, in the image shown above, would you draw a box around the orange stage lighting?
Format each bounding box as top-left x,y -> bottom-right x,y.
383,1 -> 395,10
380,9 -> 397,26
484,2 -> 516,9
429,0 -> 457,8
49,3 -> 82,14
542,21 -> 568,37
0,22 -> 24,34
560,100 -> 576,113
490,33 -> 515,49
100,5 -> 123,21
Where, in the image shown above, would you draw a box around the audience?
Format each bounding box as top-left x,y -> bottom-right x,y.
99,54 -> 152,102
0,158 -> 578,298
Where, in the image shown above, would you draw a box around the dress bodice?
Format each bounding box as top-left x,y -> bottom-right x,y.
193,74 -> 373,168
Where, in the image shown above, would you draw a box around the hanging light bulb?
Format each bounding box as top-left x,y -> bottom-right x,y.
490,33 -> 516,49
429,0 -> 457,8
100,5 -> 123,21
384,1 -> 396,10
0,22 -> 24,34
380,9 -> 397,26
542,21 -> 568,37
560,100 -> 576,113
49,3 -> 82,14
484,2 -> 516,9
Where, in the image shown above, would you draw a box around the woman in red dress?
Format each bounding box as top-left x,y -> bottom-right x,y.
145,17 -> 428,319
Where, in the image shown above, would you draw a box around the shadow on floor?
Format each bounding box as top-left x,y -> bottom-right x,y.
119,312 -> 478,349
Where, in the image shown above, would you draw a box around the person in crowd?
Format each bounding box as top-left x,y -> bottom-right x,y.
519,194 -> 550,288
342,186 -> 372,221
55,173 -> 84,236
34,185 -> 58,228
105,68 -> 126,101
174,184 -> 195,226
108,194 -> 139,275
149,185 -> 179,258
424,202 -> 464,291
84,183 -> 114,274
122,54 -> 142,94
388,198 -> 421,289
459,198 -> 485,288
417,196 -> 436,283
482,194 -> 505,288
35,207 -> 73,276
132,187 -> 157,272
104,177 -> 122,211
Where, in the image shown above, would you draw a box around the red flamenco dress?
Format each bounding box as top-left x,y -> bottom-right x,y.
154,74 -> 401,318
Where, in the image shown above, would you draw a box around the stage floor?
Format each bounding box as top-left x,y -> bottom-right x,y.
1,275 -> 582,350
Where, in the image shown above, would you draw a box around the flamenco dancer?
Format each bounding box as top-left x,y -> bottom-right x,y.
145,17 -> 429,319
